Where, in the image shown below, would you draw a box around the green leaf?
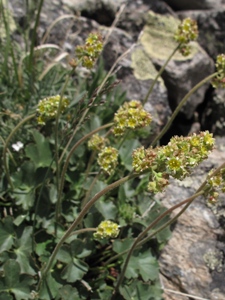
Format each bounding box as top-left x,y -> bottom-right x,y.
14,188 -> 35,210
58,285 -> 79,300
95,200 -> 117,219
0,292 -> 13,300
14,227 -> 36,275
83,179 -> 107,199
124,250 -> 159,281
57,246 -> 72,264
0,260 -> 32,300
138,253 -> 159,281
112,238 -> 134,254
120,281 -> 163,300
61,257 -> 88,282
70,239 -> 92,258
0,217 -> 14,252
25,129 -> 52,169
119,139 -> 141,171
12,161 -> 36,188
156,226 -> 171,244
39,273 -> 62,300
118,181 -> 135,202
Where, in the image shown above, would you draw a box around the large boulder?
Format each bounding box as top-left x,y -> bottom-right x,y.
138,11 -> 214,141
156,137 -> 225,299
102,28 -> 171,143
178,9 -> 225,59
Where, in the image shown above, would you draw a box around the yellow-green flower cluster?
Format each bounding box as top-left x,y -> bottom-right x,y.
132,131 -> 215,193
37,95 -> 69,125
212,54 -> 225,88
88,134 -> 108,151
113,100 -> 152,136
132,146 -> 157,173
174,18 -> 198,56
163,131 -> 215,178
75,32 -> 103,69
204,168 -> 225,204
97,146 -> 118,175
94,220 -> 120,240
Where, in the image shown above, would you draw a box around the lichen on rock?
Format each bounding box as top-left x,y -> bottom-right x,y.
140,11 -> 198,61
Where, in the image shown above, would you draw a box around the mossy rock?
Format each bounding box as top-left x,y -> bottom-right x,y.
140,11 -> 198,61
131,47 -> 164,83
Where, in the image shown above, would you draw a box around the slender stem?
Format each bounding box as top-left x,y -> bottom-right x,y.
84,150 -> 97,179
112,190 -> 204,297
151,72 -> 218,146
54,72 -> 73,223
58,45 -> 133,165
55,123 -> 113,226
81,171 -> 102,209
111,156 -> 225,291
3,113 -> 35,189
38,172 -> 138,291
106,157 -> 225,268
143,44 -> 181,105
136,197 -> 195,249
104,197 -> 193,267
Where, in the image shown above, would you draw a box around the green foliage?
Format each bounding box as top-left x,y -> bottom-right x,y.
1,2 -> 224,300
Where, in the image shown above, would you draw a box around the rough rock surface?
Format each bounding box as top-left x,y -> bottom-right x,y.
156,138 -> 225,299
141,11 -> 214,120
178,9 -> 225,60
164,0 -> 224,11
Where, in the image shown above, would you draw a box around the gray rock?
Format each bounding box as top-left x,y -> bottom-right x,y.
157,137 -> 225,299
140,11 -> 214,121
178,9 -> 225,59
102,29 -> 171,142
163,0 -> 224,10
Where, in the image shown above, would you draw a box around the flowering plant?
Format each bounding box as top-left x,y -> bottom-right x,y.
1,6 -> 225,300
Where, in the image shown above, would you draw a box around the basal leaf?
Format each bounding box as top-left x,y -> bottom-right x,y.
95,200 -> 117,219
14,227 -> 36,275
70,239 -> 92,258
112,238 -> 134,254
120,281 -> 162,300
138,252 -> 159,281
0,292 -> 13,300
124,250 -> 159,281
0,260 -> 32,300
119,139 -> 141,171
0,217 -> 14,252
25,129 -> 52,169
58,285 -> 79,300
39,273 -> 62,300
61,258 -> 88,282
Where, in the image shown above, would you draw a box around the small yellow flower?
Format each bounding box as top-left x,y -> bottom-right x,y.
88,134 -> 108,151
113,100 -> 152,136
36,95 -> 69,125
97,146 -> 118,175
94,220 -> 120,239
